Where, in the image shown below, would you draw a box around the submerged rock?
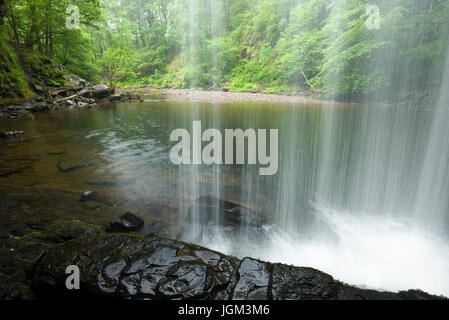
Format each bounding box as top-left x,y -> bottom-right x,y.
46,147 -> 66,156
83,201 -> 103,210
106,212 -> 144,233
87,179 -> 135,188
0,131 -> 24,139
0,168 -> 23,177
28,234 -> 446,300
57,158 -> 92,173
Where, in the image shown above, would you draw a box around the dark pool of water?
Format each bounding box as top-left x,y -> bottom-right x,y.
0,101 -> 316,236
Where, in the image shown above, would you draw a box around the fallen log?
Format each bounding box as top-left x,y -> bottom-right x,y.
55,88 -> 115,103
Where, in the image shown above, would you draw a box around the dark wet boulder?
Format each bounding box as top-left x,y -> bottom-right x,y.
106,212 -> 144,233
178,196 -> 272,242
191,196 -> 270,227
184,204 -> 230,226
89,85 -> 114,100
230,207 -> 270,227
27,234 -> 446,300
195,195 -> 239,211
31,235 -> 239,299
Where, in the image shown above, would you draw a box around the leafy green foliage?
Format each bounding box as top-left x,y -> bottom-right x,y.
1,0 -> 449,102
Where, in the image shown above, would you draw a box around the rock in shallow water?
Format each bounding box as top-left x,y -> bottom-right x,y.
80,191 -> 98,202
106,212 -> 144,233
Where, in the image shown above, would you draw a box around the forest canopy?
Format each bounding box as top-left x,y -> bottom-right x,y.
1,0 -> 449,102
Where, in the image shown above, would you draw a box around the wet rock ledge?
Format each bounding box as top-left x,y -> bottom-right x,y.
25,233 -> 443,300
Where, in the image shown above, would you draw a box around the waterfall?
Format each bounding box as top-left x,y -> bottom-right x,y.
171,0 -> 449,296
413,45 -> 449,231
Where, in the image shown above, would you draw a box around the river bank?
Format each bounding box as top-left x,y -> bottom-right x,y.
127,87 -> 324,104
1,85 -> 325,124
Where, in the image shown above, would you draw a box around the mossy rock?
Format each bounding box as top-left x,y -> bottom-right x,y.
38,221 -> 103,244
0,221 -> 103,278
0,274 -> 35,300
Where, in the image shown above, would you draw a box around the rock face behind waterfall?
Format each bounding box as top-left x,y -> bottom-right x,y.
29,234 -> 444,300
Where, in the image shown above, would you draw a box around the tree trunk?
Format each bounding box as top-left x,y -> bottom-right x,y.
0,0 -> 6,24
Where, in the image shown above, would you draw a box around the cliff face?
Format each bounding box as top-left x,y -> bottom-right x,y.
27,233 -> 443,300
